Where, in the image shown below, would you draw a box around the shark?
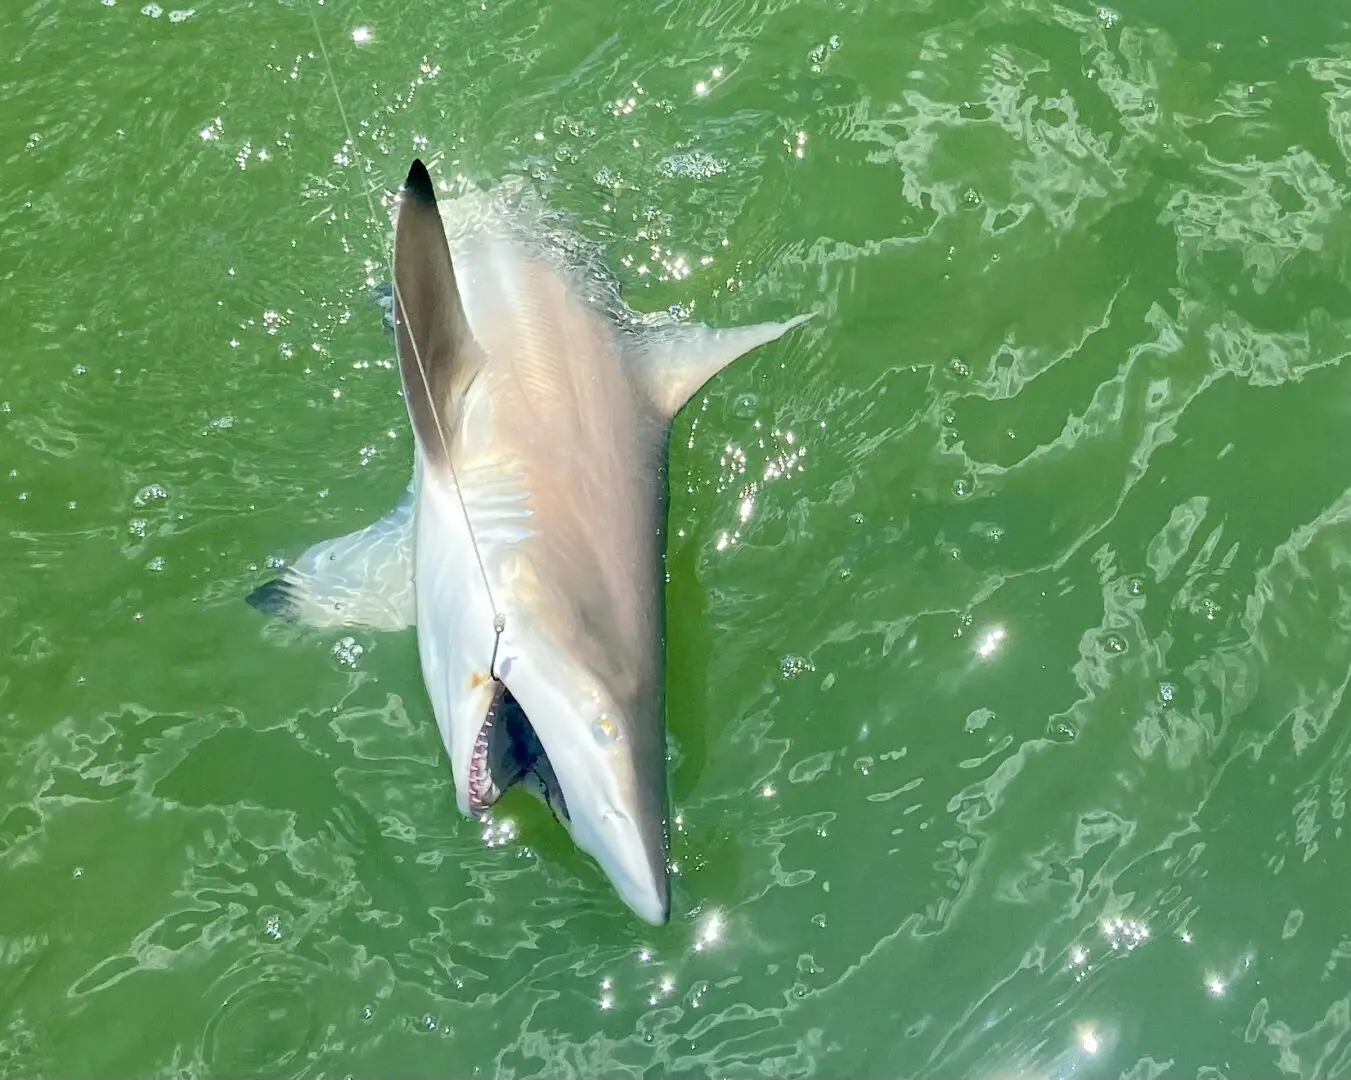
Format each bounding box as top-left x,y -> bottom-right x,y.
247,159 -> 810,924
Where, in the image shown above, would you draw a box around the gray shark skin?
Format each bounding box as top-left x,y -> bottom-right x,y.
249,159 -> 811,924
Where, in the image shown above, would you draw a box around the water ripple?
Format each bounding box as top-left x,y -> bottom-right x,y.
4,0 -> 1351,1074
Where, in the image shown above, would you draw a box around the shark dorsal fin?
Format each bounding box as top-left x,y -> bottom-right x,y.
393,159 -> 485,467
628,313 -> 813,420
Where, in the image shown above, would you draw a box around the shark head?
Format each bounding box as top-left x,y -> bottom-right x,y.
467,649 -> 670,924
423,462 -> 670,923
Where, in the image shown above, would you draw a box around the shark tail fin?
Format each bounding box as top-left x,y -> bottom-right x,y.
247,484 -> 416,631
628,312 -> 814,420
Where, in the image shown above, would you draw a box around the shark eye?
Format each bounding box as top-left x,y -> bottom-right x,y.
593,714 -> 618,745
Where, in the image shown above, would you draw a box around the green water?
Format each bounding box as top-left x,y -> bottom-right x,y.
4,0 -> 1351,1074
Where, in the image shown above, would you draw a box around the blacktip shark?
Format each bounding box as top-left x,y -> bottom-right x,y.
248,159 -> 810,924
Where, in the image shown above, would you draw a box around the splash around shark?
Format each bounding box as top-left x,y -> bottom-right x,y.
248,160 -> 811,923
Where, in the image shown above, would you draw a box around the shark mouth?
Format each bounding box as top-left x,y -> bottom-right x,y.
467,682 -> 570,823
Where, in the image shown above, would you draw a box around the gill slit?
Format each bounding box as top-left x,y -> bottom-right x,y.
306,0 -> 506,678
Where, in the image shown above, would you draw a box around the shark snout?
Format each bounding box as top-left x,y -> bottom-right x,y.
589,807 -> 670,925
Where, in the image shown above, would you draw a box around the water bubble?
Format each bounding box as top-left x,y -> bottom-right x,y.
209,415 -> 234,431
265,554 -> 286,570
594,166 -> 623,191
962,187 -> 983,206
811,913 -> 827,928
1202,599 -> 1219,621
332,637 -> 364,667
952,478 -> 972,497
1103,634 -> 1126,653
140,2 -> 162,15
850,513 -> 865,526
263,915 -> 283,941
731,393 -> 759,419
828,33 -> 842,49
128,518 -> 148,538
361,1006 -> 374,1021
133,483 -> 168,507
808,43 -> 828,69
422,1015 -> 437,1032
658,151 -> 727,180
1159,682 -> 1176,704
1097,6 -> 1119,27
948,357 -> 970,378
1048,719 -> 1078,742
146,555 -> 166,572
780,654 -> 814,679
854,755 -> 873,776
1127,578 -> 1144,597
72,363 -> 87,376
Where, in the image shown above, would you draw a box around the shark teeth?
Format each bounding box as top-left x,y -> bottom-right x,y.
468,708 -> 499,815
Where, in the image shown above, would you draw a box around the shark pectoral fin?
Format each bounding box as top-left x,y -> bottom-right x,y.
628,312 -> 815,420
393,159 -> 487,469
247,485 -> 416,631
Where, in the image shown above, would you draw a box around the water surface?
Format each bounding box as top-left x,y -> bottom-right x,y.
3,0 -> 1351,1075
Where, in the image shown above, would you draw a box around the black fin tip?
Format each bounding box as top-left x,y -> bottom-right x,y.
246,578 -> 299,620
404,159 -> 436,205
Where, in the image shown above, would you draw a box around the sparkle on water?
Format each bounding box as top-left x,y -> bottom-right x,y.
691,911 -> 723,953
975,625 -> 1006,659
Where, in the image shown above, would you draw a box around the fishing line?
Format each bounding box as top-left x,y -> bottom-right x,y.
306,0 -> 506,676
